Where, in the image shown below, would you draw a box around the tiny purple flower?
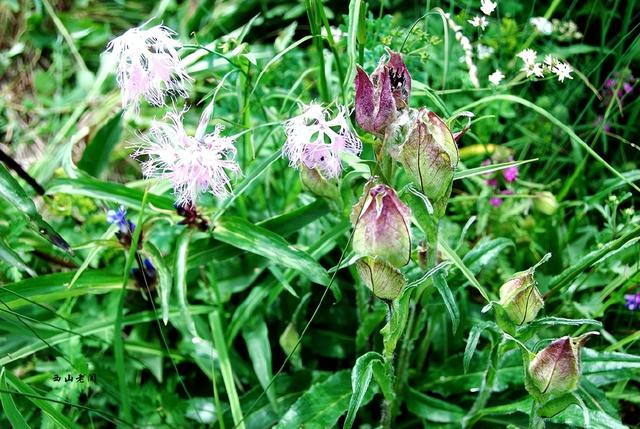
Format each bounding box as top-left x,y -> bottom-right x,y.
624,292 -> 640,311
106,205 -> 131,233
489,196 -> 503,207
623,82 -> 633,94
486,178 -> 498,187
503,165 -> 519,183
605,78 -> 616,89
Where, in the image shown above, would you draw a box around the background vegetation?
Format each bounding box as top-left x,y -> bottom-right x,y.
0,0 -> 638,428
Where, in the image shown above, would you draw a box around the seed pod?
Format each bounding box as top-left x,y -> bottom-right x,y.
351,181 -> 412,268
529,332 -> 599,396
533,191 -> 559,215
499,270 -> 544,325
356,256 -> 406,301
355,50 -> 412,134
300,166 -> 340,200
396,109 -> 459,205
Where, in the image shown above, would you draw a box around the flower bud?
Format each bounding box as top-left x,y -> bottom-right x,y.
498,270 -> 544,325
529,332 -> 599,396
356,256 -> 406,301
351,181 -> 412,268
355,50 -> 411,134
300,166 -> 340,200
533,191 -> 559,215
396,109 -> 459,205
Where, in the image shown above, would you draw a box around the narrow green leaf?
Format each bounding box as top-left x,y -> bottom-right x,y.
47,176 -> 175,210
0,368 -> 32,429
242,317 -> 277,411
214,216 -> 329,286
464,322 -> 495,373
211,309 -> 246,429
4,371 -> 80,429
0,236 -> 36,276
454,159 -> 537,181
78,111 -> 123,177
344,351 -> 383,429
144,241 -> 173,325
438,237 -> 491,302
174,229 -> 198,337
275,371 -> 361,429
432,268 -> 460,334
406,388 -> 465,423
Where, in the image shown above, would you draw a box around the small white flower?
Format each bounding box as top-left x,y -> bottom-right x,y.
489,69 -> 505,85
477,44 -> 495,60
106,23 -> 192,111
522,62 -> 544,78
480,0 -> 497,16
552,63 -> 574,82
133,107 -> 241,205
530,17 -> 553,35
517,48 -> 538,65
283,104 -> 362,178
468,16 -> 489,30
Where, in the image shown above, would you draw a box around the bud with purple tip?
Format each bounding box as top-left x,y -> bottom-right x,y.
396,109 -> 459,208
499,270 -> 544,325
351,180 -> 412,300
528,332 -> 599,396
355,50 -> 412,134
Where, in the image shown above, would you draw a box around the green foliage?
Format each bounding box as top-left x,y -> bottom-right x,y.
0,0 -> 638,428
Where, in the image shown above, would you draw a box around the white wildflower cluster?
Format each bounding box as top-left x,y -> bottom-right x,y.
477,44 -> 495,60
529,17 -> 553,35
445,14 -> 479,88
516,49 -> 574,82
467,0 -> 496,31
488,70 -> 505,86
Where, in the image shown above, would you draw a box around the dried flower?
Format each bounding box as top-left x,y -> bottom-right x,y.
283,104 -> 361,178
351,181 -> 412,268
133,107 -> 240,206
489,69 -> 505,86
529,333 -> 599,396
480,0 -> 497,16
355,50 -> 411,133
106,24 -> 191,111
468,16 -> 489,30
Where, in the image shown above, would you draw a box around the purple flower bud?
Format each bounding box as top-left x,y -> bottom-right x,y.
529,332 -> 599,396
623,82 -> 633,94
503,165 -> 519,183
354,50 -> 411,134
356,256 -> 406,301
489,196 -> 503,207
351,181 -> 412,268
396,109 -> 459,204
499,269 -> 544,324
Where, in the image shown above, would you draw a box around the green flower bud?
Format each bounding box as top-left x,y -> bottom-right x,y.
533,191 -> 559,215
396,109 -> 459,204
499,270 -> 544,325
300,166 -> 340,200
529,332 -> 599,396
356,256 -> 406,301
351,181 -> 412,268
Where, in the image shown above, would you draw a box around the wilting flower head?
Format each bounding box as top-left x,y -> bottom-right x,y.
106,23 -> 191,110
351,181 -> 412,268
499,267 -> 543,324
395,109 -> 459,205
133,107 -> 240,206
529,332 -> 599,396
283,104 -> 361,178
355,50 -> 411,133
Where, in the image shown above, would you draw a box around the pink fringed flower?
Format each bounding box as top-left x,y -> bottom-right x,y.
106,24 -> 191,110
133,106 -> 240,205
283,104 -> 362,178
